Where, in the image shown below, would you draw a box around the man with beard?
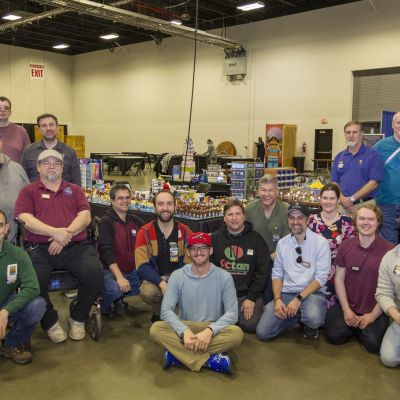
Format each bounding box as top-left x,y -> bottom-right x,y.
150,232 -> 243,373
14,149 -> 103,343
331,121 -> 383,214
210,199 -> 271,333
21,114 -> 81,185
135,190 -> 192,322
325,204 -> 394,352
256,204 -> 331,341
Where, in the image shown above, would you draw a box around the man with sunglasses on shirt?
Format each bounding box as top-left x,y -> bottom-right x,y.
256,204 -> 331,341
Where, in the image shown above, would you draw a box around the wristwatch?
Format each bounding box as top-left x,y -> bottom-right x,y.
296,294 -> 303,303
350,195 -> 356,203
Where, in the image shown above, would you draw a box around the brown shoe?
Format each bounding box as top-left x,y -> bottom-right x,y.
0,345 -> 33,365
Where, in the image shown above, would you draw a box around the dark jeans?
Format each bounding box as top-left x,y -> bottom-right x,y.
237,296 -> 264,333
1,294 -> 46,347
325,302 -> 389,352
29,241 -> 103,330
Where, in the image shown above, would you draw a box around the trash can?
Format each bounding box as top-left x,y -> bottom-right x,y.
293,156 -> 305,173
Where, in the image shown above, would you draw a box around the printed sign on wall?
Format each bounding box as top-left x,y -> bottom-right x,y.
30,63 -> 45,79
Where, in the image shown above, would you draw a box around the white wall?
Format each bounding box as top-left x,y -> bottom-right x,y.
0,44 -> 72,125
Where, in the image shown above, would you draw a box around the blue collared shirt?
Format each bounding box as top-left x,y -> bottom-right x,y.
272,228 -> 331,293
330,143 -> 383,197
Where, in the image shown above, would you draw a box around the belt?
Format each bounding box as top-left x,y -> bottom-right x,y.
353,197 -> 373,205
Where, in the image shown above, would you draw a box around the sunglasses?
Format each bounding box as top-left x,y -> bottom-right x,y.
295,246 -> 302,264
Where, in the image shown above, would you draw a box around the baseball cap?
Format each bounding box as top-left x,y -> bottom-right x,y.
37,149 -> 63,163
287,203 -> 310,218
187,232 -> 211,247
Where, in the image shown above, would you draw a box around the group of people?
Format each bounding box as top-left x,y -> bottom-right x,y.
1,99 -> 400,374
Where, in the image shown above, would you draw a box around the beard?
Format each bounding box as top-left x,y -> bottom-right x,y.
157,211 -> 173,223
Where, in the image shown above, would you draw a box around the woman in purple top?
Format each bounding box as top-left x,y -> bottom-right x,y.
308,183 -> 355,308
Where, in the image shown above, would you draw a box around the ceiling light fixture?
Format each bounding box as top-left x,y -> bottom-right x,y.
170,19 -> 182,25
2,14 -> 22,21
52,44 -> 70,49
99,33 -> 119,40
237,1 -> 265,11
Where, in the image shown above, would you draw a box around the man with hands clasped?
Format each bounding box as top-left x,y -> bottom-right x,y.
256,204 -> 331,341
150,232 -> 243,374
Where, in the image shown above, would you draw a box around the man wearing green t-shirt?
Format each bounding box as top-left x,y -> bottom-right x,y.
0,210 -> 45,364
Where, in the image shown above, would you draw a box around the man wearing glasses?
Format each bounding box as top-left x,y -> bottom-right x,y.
150,232 -> 243,373
0,96 -> 31,163
14,149 -> 103,343
135,190 -> 192,323
21,113 -> 81,185
97,184 -> 143,318
256,204 -> 331,341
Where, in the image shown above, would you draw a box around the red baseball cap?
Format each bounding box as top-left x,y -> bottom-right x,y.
187,232 -> 211,247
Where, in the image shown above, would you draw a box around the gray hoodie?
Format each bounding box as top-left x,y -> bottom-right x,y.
161,263 -> 238,336
0,154 -> 29,241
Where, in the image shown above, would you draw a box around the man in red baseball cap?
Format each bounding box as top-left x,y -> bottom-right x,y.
150,232 -> 243,374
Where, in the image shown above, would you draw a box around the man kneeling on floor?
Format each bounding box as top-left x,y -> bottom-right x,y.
0,209 -> 46,364
150,232 -> 243,374
256,204 -> 331,341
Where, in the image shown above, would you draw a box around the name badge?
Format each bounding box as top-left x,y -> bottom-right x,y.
338,161 -> 344,169
178,230 -> 182,239
41,194 -> 50,200
272,234 -> 280,243
352,266 -> 360,271
393,265 -> 400,276
131,229 -> 137,237
301,261 -> 311,268
7,264 -> 17,284
247,249 -> 254,256
169,242 -> 178,263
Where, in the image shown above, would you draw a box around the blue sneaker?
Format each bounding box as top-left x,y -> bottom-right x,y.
205,353 -> 231,374
162,350 -> 182,369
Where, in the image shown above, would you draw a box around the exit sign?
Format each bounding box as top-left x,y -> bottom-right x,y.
30,63 -> 45,79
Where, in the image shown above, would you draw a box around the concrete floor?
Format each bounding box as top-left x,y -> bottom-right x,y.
1,294 -> 398,400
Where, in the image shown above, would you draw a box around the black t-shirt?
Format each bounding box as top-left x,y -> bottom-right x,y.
155,221 -> 179,277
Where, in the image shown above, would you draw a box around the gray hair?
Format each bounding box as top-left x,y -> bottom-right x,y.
258,174 -> 278,188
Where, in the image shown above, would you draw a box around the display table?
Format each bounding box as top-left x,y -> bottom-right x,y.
90,203 -> 223,233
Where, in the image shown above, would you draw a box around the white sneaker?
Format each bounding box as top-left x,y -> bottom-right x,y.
47,322 -> 68,343
69,317 -> 86,340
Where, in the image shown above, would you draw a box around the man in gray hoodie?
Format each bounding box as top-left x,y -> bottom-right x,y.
0,136 -> 29,241
150,232 -> 243,374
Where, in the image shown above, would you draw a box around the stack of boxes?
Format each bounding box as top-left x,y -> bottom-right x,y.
230,162 -> 264,199
265,167 -> 296,189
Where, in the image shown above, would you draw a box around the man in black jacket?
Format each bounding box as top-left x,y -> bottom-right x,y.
210,199 -> 271,333
98,184 -> 143,317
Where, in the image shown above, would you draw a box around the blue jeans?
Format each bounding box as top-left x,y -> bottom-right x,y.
378,204 -> 400,245
100,269 -> 140,309
256,292 -> 326,341
1,294 -> 46,347
380,321 -> 400,367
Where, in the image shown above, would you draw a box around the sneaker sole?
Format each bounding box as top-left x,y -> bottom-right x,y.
0,352 -> 32,365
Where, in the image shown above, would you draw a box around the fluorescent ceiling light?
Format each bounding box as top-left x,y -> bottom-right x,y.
170,19 -> 182,25
52,44 -> 70,49
237,1 -> 265,11
2,14 -> 22,21
99,33 -> 119,40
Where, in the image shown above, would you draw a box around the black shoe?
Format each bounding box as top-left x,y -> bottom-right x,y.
101,307 -> 115,320
151,314 -> 161,323
302,326 -> 319,340
113,298 -> 128,310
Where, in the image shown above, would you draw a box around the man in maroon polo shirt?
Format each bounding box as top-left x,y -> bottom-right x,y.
14,149 -> 103,343
325,204 -> 394,352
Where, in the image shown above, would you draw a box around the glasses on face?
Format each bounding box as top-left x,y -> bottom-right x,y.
39,160 -> 62,167
115,196 -> 131,201
189,246 -> 210,254
0,106 -> 11,112
295,246 -> 302,264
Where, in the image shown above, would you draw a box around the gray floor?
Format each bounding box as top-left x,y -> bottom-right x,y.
2,170 -> 398,399
1,294 -> 398,400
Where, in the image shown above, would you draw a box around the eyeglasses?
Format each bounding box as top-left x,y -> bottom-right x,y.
0,106 -> 11,112
39,160 -> 62,166
295,246 -> 302,264
115,196 -> 131,201
189,246 -> 210,254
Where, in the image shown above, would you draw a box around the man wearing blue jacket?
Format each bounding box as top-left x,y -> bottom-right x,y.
150,232 -> 243,374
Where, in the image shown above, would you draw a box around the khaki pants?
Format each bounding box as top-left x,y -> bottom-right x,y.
150,321 -> 244,372
140,281 -> 163,315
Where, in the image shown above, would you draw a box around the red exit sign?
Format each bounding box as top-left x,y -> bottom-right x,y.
30,63 -> 45,79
